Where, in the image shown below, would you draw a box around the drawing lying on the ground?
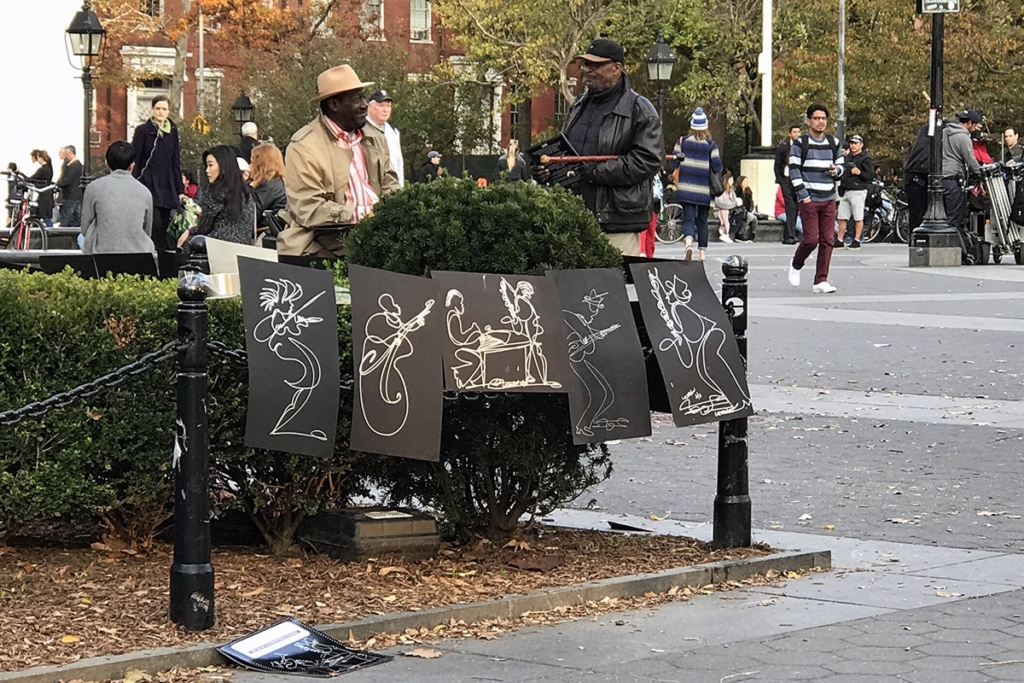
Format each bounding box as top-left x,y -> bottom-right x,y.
240,257 -> 339,458
629,261 -> 752,427
358,293 -> 434,437
349,264 -> 445,461
253,279 -> 327,439
550,268 -> 651,444
433,271 -> 571,393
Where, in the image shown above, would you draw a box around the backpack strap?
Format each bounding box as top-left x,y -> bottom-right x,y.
799,134 -> 840,167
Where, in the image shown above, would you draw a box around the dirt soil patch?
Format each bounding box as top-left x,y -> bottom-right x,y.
0,526 -> 773,674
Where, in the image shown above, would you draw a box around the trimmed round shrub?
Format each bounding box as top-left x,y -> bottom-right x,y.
347,178 -> 620,541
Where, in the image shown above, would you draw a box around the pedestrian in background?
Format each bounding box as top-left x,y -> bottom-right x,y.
56,145 -> 83,227
787,103 -> 844,294
27,149 -> 55,226
774,124 -> 801,244
249,142 -> 287,230
131,94 -> 184,251
714,171 -> 738,244
366,89 -> 405,186
834,134 -> 874,250
416,151 -> 443,182
1004,127 -> 1023,163
494,139 -> 529,182
177,144 -> 256,247
238,122 -> 259,164
670,106 -> 724,261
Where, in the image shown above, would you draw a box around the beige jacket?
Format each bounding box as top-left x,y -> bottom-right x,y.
278,116 -> 400,256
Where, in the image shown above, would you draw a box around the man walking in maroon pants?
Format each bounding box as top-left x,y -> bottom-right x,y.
787,103 -> 844,294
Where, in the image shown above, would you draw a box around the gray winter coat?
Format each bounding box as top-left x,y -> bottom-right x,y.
80,170 -> 155,254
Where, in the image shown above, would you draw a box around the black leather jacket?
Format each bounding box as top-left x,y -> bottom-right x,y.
561,77 -> 664,232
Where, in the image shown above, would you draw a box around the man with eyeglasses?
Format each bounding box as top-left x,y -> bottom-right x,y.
787,103 -> 844,294
538,38 -> 664,256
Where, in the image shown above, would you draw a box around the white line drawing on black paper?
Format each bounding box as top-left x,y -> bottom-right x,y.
358,294 -> 434,437
445,277 -> 561,390
253,278 -> 327,441
564,288 -> 628,437
647,268 -> 751,417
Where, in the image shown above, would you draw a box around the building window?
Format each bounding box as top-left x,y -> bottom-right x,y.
361,0 -> 384,37
554,90 -> 570,124
141,0 -> 163,17
410,0 -> 431,41
509,102 -> 520,129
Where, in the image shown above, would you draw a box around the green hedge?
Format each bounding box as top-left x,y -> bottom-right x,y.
0,180 -> 623,549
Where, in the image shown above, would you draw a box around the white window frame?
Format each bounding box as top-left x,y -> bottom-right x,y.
141,0 -> 163,17
361,0 -> 385,38
410,0 -> 431,42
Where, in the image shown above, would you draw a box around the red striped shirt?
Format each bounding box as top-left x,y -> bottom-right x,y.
323,116 -> 380,221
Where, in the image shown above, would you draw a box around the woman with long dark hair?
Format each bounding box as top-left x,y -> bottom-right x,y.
131,94 -> 185,251
177,145 -> 255,247
28,150 -> 55,226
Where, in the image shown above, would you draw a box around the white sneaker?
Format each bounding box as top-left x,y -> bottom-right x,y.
812,281 -> 837,294
719,233 -> 734,243
787,266 -> 800,287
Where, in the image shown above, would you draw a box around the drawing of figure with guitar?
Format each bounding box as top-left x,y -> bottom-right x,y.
564,288 -> 628,437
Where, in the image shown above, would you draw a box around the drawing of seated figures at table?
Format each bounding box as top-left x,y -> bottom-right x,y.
648,269 -> 750,417
444,279 -> 561,390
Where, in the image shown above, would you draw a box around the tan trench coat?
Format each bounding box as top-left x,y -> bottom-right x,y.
278,116 -> 400,256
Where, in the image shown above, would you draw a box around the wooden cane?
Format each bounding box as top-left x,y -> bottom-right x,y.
540,154 -> 678,164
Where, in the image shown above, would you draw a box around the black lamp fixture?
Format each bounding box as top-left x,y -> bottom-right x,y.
231,92 -> 255,129
645,35 -> 677,121
66,1 -> 105,188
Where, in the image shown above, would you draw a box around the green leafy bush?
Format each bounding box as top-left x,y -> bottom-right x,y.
0,270 -> 363,555
347,178 -> 620,541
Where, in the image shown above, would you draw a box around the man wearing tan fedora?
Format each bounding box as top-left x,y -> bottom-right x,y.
278,64 -> 400,257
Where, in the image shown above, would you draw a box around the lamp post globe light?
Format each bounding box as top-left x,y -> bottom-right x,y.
645,35 -> 676,122
66,1 -> 105,188
231,92 -> 255,135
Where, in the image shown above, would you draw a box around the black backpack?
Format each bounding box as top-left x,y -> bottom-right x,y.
798,134 -> 841,167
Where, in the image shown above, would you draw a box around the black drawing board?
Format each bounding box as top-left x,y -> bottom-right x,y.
349,264 -> 445,462
431,271 -> 571,393
94,252 -> 159,277
628,261 -> 753,427
548,268 -> 651,444
38,254 -> 98,278
217,617 -> 391,677
239,257 -> 340,458
526,133 -> 584,192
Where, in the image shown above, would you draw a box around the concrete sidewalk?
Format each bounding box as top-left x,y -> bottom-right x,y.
235,510 -> 1024,682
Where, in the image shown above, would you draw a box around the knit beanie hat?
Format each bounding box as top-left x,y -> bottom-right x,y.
691,107 -> 709,131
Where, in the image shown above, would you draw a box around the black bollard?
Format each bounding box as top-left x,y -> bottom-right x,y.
714,255 -> 751,548
170,237 -> 215,630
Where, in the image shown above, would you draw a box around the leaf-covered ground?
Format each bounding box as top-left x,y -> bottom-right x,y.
0,527 -> 775,675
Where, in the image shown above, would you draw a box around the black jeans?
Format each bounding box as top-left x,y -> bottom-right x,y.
780,180 -> 798,241
152,207 -> 174,251
941,178 -> 967,234
905,174 -> 928,231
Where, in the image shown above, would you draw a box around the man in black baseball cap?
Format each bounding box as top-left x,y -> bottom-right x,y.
536,37 -> 663,256
366,89 -> 404,185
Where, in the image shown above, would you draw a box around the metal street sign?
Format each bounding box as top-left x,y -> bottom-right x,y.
917,0 -> 960,13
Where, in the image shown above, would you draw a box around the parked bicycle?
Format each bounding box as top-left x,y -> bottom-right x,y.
2,171 -> 51,250
654,172 -> 684,244
861,182 -> 909,244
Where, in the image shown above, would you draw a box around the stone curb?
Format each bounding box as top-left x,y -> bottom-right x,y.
0,548 -> 829,683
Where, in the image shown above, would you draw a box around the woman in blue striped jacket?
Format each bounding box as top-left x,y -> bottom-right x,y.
670,107 -> 724,261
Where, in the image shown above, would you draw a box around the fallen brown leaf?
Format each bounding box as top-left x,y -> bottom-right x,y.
403,648 -> 442,659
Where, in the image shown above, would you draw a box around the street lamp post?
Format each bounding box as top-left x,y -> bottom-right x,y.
66,2 -> 105,188
910,2 -> 961,267
645,36 -> 676,122
231,92 -> 255,137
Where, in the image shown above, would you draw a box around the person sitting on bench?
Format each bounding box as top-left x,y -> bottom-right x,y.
79,141 -> 154,255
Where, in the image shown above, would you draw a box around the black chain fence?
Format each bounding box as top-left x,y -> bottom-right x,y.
0,339 -> 190,427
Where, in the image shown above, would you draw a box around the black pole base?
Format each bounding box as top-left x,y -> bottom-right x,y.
170,562 -> 215,631
713,495 -> 752,549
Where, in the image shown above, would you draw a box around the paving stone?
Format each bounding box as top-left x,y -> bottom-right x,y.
846,631 -> 932,648
822,658 -> 918,675
930,615 -> 1019,632
750,648 -> 845,667
833,645 -> 927,662
898,670 -> 994,683
914,641 -> 1005,657
985,663 -> 1024,681
907,655 -> 999,671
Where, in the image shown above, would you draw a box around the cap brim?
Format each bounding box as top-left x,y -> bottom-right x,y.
577,54 -> 613,64
309,81 -> 376,103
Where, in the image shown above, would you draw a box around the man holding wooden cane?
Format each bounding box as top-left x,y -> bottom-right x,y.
534,38 -> 664,256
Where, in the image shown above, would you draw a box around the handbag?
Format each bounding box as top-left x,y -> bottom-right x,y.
709,168 -> 724,197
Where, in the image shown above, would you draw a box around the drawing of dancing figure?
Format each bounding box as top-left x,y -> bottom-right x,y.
647,269 -> 751,417
253,278 -> 327,440
565,289 -> 627,437
359,294 -> 434,437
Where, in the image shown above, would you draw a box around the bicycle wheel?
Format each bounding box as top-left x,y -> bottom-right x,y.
656,203 -> 685,244
862,209 -> 884,243
894,208 -> 911,243
7,218 -> 48,251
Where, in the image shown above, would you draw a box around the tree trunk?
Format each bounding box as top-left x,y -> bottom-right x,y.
168,0 -> 191,117
517,97 -> 533,151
